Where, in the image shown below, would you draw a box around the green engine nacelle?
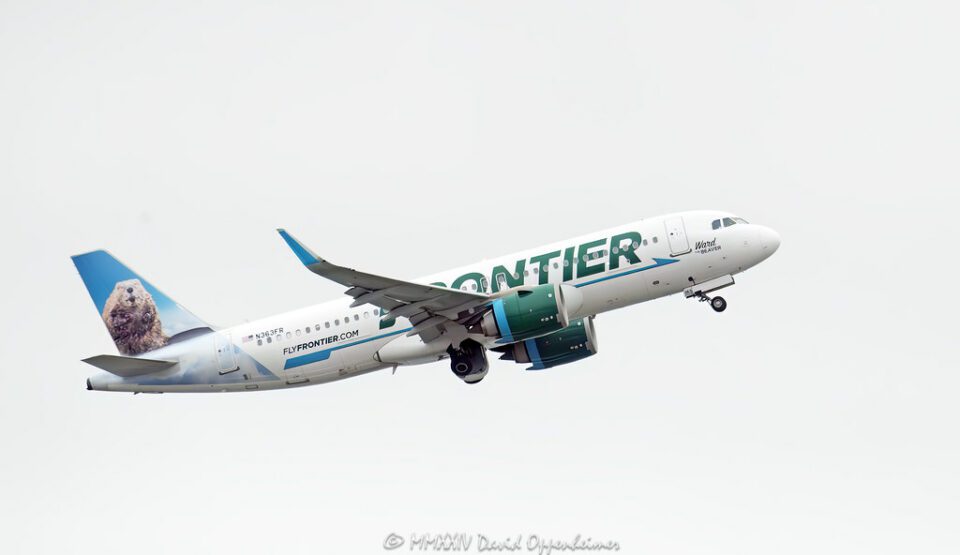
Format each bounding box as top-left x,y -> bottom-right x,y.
477,283 -> 581,343
497,317 -> 598,370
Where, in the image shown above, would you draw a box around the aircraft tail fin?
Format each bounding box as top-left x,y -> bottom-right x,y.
71,250 -> 211,355
82,354 -> 177,378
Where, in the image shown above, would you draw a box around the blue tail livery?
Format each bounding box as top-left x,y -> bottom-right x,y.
71,250 -> 211,355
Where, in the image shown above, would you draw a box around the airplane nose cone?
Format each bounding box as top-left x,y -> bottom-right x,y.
759,226 -> 781,256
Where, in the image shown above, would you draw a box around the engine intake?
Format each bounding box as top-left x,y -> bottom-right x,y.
496,317 -> 598,370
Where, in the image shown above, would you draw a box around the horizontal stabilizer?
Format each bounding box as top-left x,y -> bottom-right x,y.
82,354 -> 177,378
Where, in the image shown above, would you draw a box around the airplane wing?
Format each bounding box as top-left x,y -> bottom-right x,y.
277,229 -> 490,342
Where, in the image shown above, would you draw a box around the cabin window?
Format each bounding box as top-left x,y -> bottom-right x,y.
513,272 -> 520,279
373,308 -> 380,316
286,332 -> 292,338
266,336 -> 272,343
305,327 -> 311,334
364,311 -> 369,319
296,329 -> 301,336
632,241 -> 640,249
257,339 -> 263,346
480,278 -> 489,291
353,314 -> 359,321
524,270 -> 530,276
612,247 -> 619,254
712,219 -> 722,230
334,319 -> 340,325
532,266 -> 538,274
642,239 -> 648,246
315,324 -> 321,331
563,259 -> 570,267
552,262 -> 559,269
652,237 -> 658,243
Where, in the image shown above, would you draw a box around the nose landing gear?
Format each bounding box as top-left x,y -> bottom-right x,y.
695,293 -> 727,312
709,295 -> 727,313
692,291 -> 727,312
684,275 -> 734,313
691,292 -> 727,312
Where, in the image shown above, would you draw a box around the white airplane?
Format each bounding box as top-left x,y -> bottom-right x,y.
73,210 -> 780,393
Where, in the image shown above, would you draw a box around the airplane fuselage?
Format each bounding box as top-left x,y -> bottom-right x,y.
85,210 -> 780,392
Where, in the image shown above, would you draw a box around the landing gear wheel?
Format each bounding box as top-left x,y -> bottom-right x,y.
711,296 -> 727,313
447,339 -> 488,380
452,360 -> 472,377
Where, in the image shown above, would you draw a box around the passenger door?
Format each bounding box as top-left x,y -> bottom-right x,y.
215,332 -> 239,374
664,216 -> 691,256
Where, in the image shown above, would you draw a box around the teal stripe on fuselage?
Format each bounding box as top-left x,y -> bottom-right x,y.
573,258 -> 678,288
283,327 -> 413,370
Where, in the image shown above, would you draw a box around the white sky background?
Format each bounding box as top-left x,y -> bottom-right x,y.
1,1 -> 958,553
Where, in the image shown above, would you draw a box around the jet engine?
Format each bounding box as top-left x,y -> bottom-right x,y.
469,283 -> 583,344
494,317 -> 598,370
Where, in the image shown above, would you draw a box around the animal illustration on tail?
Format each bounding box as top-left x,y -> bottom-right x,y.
101,279 -> 168,355
72,250 -> 212,357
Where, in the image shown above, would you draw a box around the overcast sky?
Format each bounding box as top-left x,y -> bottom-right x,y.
1,1 -> 958,554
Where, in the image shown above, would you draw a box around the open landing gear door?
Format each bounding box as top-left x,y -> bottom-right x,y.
664,216 -> 691,256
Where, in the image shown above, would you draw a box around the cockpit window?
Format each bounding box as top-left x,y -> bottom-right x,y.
714,216 -> 750,229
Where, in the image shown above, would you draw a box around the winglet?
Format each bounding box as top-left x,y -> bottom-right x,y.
277,229 -> 320,266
